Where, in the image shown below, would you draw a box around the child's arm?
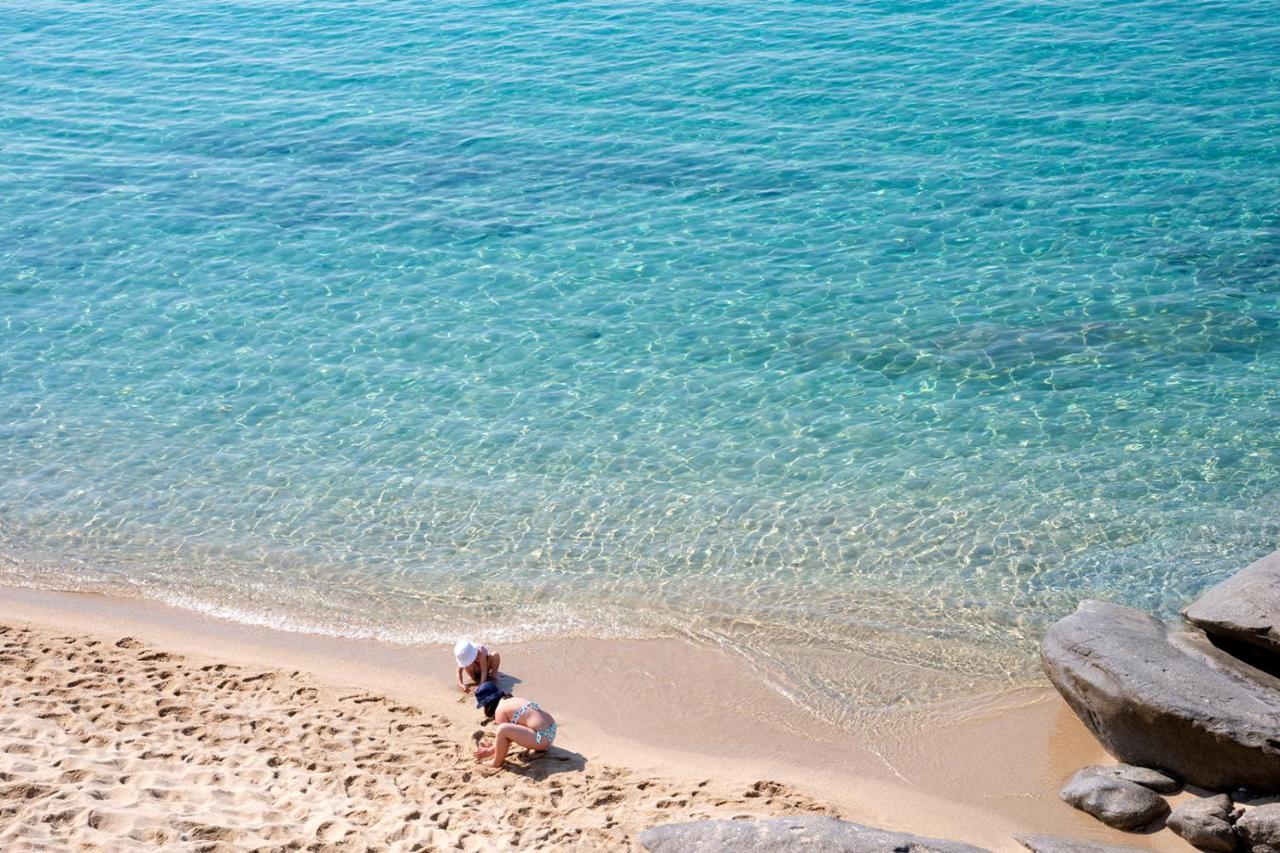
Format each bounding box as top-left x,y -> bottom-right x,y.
478,651 -> 490,684
457,666 -> 470,692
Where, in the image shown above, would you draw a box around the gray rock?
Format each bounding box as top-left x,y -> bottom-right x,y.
1238,804 -> 1280,853
1080,764 -> 1180,794
1015,835 -> 1147,853
638,816 -> 988,853
1167,794 -> 1236,853
1043,600 -> 1280,792
1059,768 -> 1170,830
1185,547 -> 1280,659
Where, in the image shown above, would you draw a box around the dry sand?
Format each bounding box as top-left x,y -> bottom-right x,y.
0,586 -> 1194,851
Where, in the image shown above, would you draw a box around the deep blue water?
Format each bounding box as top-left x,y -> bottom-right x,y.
3,0 -> 1279,720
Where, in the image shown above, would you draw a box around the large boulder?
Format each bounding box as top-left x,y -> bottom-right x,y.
1238,804 -> 1280,853
1015,836 -> 1146,853
1042,600 -> 1280,792
638,816 -> 988,852
1059,768 -> 1169,830
1185,547 -> 1280,660
1166,794 -> 1237,853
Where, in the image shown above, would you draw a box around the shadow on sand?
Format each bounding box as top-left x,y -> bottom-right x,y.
503,745 -> 587,781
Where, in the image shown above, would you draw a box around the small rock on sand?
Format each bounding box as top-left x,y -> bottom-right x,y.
1237,804 -> 1280,853
1080,764 -> 1179,794
1059,768 -> 1169,831
639,816 -> 989,853
1015,835 -> 1147,853
1166,794 -> 1236,853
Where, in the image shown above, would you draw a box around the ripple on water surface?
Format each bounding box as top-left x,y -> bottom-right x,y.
2,0 -> 1280,728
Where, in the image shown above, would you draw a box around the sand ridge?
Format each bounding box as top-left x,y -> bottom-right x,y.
0,621 -> 835,851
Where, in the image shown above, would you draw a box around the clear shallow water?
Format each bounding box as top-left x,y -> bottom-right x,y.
3,0 -> 1280,726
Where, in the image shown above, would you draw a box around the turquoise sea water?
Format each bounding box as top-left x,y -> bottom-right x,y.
3,0 -> 1280,723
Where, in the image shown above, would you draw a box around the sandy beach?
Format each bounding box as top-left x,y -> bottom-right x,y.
0,585 -> 1204,851
5,0 -> 1275,845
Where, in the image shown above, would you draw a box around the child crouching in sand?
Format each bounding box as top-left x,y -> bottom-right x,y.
472,682 -> 557,770
454,639 -> 500,693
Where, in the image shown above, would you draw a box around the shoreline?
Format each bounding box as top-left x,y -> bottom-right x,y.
0,584 -> 1190,849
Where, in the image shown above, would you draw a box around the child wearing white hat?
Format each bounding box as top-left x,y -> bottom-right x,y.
454,639 -> 501,694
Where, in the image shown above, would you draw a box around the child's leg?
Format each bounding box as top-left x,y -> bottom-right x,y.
489,723 -> 542,768
488,651 -> 501,678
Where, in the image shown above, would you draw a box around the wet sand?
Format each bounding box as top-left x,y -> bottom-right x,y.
0,585 -> 1191,850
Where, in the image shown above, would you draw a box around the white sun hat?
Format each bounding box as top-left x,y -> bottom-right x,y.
454,639 -> 479,667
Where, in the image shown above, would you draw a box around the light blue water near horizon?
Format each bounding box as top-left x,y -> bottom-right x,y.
3,0 -> 1280,724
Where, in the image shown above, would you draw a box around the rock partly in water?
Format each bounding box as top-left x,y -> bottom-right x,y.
1080,764 -> 1180,794
1167,794 -> 1237,853
1238,804 -> 1280,853
1015,835 -> 1148,853
1185,547 -> 1280,660
1042,599 -> 1280,792
638,816 -> 989,853
1059,768 -> 1169,830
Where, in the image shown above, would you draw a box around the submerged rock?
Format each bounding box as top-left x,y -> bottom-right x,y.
1059,768 -> 1169,830
1185,547 -> 1280,660
1167,794 -> 1237,853
1015,835 -> 1147,853
1237,804 -> 1280,853
638,816 -> 988,853
1079,764 -> 1180,794
1042,599 -> 1280,792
